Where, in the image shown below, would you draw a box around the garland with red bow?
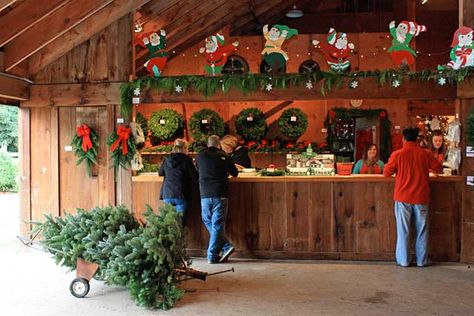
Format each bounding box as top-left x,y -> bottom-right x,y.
107,125 -> 137,171
71,124 -> 99,176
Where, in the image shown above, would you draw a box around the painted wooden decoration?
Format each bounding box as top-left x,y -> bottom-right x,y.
136,30 -> 168,76
199,33 -> 238,76
312,28 -> 354,72
261,24 -> 298,73
447,26 -> 474,69
388,20 -> 426,67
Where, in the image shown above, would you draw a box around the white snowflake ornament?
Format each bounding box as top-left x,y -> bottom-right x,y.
133,88 -> 141,96
438,77 -> 446,86
350,80 -> 359,89
175,85 -> 183,93
305,81 -> 313,90
265,83 -> 273,91
391,79 -> 401,88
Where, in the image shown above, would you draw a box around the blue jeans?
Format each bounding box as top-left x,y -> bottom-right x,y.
163,198 -> 188,214
201,197 -> 233,261
394,202 -> 430,266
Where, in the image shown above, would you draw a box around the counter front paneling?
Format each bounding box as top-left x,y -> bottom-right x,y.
132,175 -> 462,261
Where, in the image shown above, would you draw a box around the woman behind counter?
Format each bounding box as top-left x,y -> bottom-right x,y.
429,130 -> 446,164
159,138 -> 198,215
220,135 -> 251,169
353,143 -> 385,174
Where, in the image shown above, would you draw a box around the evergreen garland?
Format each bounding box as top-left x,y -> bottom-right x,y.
120,68 -> 474,117
148,109 -> 184,141
235,108 -> 268,141
33,204 -> 188,310
107,126 -> 137,171
468,107 -> 474,146
189,109 -> 225,143
71,124 -> 99,176
278,108 -> 308,140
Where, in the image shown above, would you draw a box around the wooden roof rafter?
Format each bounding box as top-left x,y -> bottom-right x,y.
0,0 -> 17,13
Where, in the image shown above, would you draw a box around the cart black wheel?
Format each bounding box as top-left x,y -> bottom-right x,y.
70,278 -> 90,298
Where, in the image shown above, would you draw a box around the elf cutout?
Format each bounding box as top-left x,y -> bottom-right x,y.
447,26 -> 474,69
199,33 -> 238,76
261,24 -> 298,72
312,28 -> 354,72
136,29 -> 168,76
388,20 -> 427,67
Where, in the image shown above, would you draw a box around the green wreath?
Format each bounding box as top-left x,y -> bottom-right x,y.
468,107 -> 474,146
278,108 -> 308,139
71,124 -> 99,176
235,108 -> 268,141
189,109 -> 225,143
148,109 -> 184,141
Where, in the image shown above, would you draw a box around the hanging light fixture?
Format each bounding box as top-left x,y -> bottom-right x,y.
421,0 -> 428,4
286,4 -> 304,18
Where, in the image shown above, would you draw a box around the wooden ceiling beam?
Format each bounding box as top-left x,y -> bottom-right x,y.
28,0 -> 153,75
0,0 -> 72,47
3,0 -> 114,71
0,0 -> 17,12
234,1 -> 292,35
0,73 -> 30,101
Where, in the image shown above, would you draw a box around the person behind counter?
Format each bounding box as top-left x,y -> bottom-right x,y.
196,135 -> 239,264
220,134 -> 251,169
383,128 -> 443,267
158,139 -> 198,216
352,143 -> 384,174
429,130 -> 446,164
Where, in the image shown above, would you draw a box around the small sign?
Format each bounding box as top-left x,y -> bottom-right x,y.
159,119 -> 166,125
132,97 -> 140,104
246,116 -> 254,122
64,146 -> 73,152
290,116 -> 297,122
201,119 -> 208,124
467,146 -> 474,158
117,118 -> 124,124
321,128 -> 327,133
467,176 -> 474,187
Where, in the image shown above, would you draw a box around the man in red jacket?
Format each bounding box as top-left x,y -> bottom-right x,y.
384,128 -> 443,267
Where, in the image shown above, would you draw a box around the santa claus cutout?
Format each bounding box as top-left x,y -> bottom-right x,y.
136,29 -> 168,77
312,28 -> 354,72
199,33 -> 238,76
447,26 -> 474,69
388,20 -> 427,67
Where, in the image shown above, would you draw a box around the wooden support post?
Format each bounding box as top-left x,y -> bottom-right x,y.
19,107 -> 31,236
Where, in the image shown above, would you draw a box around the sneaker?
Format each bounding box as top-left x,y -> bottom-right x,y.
219,246 -> 235,263
208,257 -> 220,264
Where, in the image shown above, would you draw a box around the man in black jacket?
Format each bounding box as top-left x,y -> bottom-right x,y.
196,135 -> 238,264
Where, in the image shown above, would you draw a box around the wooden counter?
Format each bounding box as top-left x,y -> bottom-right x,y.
132,175 -> 462,262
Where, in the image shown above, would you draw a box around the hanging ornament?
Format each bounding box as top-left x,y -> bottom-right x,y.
175,85 -> 183,93
135,29 -> 168,77
391,79 -> 401,88
305,80 -> 313,89
388,20 -> 427,67
265,83 -> 273,91
437,77 -> 447,86
349,79 -> 359,89
199,33 -> 238,76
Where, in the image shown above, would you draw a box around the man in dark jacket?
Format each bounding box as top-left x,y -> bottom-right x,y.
196,135 -> 238,264
159,139 -> 198,215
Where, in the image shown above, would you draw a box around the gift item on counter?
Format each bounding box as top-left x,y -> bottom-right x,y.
286,153 -> 335,176
444,147 -> 461,171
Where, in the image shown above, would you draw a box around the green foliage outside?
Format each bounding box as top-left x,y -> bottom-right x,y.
0,105 -> 18,152
33,204 -> 188,309
0,153 -> 18,192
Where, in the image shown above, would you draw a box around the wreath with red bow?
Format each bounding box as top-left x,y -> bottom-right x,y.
71,124 -> 99,176
107,125 -> 137,171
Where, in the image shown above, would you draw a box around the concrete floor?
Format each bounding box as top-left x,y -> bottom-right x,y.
2,193 -> 474,316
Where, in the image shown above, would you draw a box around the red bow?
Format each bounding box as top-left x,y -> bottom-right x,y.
455,47 -> 473,66
110,126 -> 131,155
76,124 -> 93,152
